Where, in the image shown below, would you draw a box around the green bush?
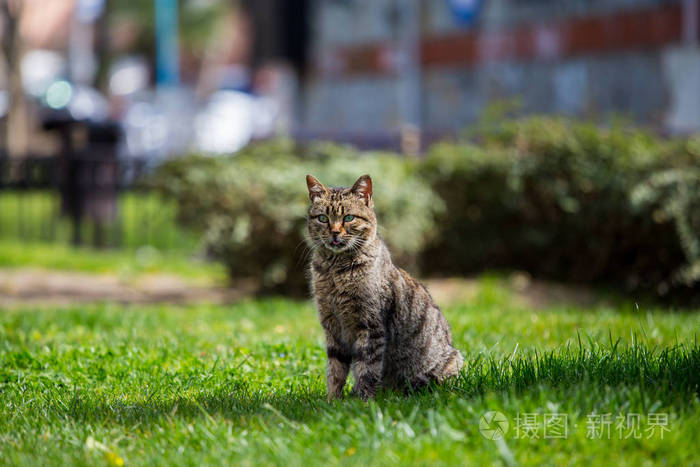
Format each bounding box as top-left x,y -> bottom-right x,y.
157,118 -> 699,301
630,137 -> 700,289
155,140 -> 441,294
422,117 -> 700,299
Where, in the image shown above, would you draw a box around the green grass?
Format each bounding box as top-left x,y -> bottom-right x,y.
0,190 -> 222,281
1,280 -> 699,466
0,239 -> 226,282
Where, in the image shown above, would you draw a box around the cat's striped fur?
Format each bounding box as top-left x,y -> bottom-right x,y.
306,174 -> 463,401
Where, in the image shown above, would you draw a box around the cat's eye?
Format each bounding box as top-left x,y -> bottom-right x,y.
317,215 -> 329,223
343,215 -> 355,222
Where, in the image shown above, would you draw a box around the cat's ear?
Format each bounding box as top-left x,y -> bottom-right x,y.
351,174 -> 373,206
306,175 -> 328,202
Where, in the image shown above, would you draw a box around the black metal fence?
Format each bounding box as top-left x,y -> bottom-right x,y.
0,152 -> 196,251
1,114 -> 198,251
0,116 -> 200,254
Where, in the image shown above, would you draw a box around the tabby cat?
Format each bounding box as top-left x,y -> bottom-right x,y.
306,174 -> 463,400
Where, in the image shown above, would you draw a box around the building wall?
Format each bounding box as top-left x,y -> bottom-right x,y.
301,0 -> 700,137
425,0 -> 668,34
423,50 -> 671,129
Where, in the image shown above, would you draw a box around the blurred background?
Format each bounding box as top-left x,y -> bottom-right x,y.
0,0 -> 699,303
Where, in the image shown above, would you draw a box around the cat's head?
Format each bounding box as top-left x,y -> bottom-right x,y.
305,174 -> 377,254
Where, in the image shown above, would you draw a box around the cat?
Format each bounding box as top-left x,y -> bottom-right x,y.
306,174 -> 463,401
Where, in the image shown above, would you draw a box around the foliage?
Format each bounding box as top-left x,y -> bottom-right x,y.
154,117 -> 699,299
108,0 -> 228,56
631,136 -> 700,288
155,140 -> 442,294
1,288 -> 699,466
423,117 -> 700,299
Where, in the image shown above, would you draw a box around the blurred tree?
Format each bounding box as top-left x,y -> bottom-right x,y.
105,0 -> 230,84
1,0 -> 27,156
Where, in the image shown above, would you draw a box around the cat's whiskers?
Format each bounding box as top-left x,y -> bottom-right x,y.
297,233 -> 325,267
294,238 -> 314,266
348,235 -> 368,253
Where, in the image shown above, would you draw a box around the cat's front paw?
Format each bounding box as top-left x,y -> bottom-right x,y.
351,384 -> 377,401
327,391 -> 344,403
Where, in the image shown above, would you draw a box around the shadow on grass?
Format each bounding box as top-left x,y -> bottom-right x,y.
65,383 -> 330,427
55,340 -> 700,428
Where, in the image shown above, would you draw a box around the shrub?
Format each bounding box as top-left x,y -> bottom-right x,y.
155,140 -> 441,294
422,117 -> 700,299
631,135 -> 700,289
158,118 -> 699,301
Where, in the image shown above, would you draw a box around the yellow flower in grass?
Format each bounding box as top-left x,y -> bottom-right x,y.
105,451 -> 124,466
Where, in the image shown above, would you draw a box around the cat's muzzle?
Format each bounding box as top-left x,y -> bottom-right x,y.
326,238 -> 348,252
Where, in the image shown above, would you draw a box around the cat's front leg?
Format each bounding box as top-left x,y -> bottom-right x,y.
325,333 -> 351,402
351,328 -> 385,400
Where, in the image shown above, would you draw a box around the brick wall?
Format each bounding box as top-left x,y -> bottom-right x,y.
301,0 -> 700,138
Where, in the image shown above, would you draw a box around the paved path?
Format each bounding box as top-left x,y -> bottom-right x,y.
0,268 -> 251,306
0,268 -> 599,308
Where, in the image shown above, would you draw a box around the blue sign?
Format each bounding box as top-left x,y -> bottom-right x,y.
155,0 -> 180,86
447,0 -> 483,26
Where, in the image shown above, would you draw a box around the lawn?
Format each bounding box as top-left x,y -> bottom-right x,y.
0,239 -> 226,282
0,190 -> 225,282
1,279 -> 699,466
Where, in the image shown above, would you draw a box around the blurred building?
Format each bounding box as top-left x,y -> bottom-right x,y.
300,0 -> 700,143
3,0 -> 699,157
